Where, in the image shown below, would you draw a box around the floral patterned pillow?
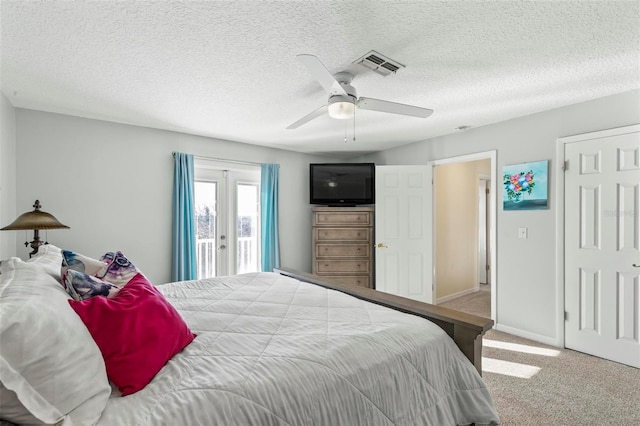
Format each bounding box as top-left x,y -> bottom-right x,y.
61,249 -> 141,293
61,249 -> 108,278
63,269 -> 120,301
99,251 -> 140,287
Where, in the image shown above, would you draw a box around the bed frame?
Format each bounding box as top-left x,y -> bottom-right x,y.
275,267 -> 493,375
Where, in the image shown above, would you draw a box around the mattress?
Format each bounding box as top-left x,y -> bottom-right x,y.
96,272 -> 499,425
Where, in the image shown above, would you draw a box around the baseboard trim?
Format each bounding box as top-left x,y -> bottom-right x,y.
437,286 -> 479,304
494,324 -> 561,347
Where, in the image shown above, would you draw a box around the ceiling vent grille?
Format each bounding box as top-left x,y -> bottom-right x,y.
353,50 -> 405,76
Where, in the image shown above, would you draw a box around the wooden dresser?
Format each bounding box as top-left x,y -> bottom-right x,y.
311,206 -> 374,288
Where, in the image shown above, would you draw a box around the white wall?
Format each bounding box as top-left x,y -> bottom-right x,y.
15,109 -> 337,284
356,89 -> 640,345
0,93 -> 17,259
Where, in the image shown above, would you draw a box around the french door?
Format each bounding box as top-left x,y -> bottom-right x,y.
194,168 -> 260,278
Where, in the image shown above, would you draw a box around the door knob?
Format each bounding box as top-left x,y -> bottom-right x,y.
217,244 -> 226,251
377,243 -> 388,248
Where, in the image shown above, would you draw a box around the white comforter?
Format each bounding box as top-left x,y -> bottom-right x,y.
97,272 -> 499,425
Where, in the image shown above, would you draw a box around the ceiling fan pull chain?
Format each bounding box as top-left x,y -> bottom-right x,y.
344,120 -> 347,143
353,107 -> 356,142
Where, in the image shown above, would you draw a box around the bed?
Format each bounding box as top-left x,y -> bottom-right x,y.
0,246 -> 499,425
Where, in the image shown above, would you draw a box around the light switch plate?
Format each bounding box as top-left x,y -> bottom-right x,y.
518,227 -> 528,239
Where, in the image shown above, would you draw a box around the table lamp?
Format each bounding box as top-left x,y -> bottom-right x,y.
1,200 -> 70,257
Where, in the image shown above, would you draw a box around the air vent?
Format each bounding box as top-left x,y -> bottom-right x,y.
353,50 -> 405,76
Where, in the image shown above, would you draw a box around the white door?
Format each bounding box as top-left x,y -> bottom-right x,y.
195,170 -> 227,278
194,168 -> 261,278
564,128 -> 640,368
375,165 -> 433,303
229,174 -> 261,275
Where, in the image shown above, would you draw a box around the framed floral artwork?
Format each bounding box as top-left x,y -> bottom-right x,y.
503,160 -> 549,210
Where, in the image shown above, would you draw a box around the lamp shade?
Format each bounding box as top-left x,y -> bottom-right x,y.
1,200 -> 69,231
327,95 -> 356,119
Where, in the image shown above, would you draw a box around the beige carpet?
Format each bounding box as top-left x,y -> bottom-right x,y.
439,288 -> 640,425
440,285 -> 491,318
483,329 -> 640,425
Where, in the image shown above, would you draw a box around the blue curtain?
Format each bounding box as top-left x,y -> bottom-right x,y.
171,152 -> 197,281
260,164 -> 280,272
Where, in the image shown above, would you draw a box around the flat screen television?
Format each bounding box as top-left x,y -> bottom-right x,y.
309,163 -> 375,206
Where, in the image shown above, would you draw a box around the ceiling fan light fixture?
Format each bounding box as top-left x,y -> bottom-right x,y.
286,54 -> 433,129
327,95 -> 355,119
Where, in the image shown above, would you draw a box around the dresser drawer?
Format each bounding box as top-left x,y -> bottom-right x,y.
314,211 -> 372,226
315,260 -> 370,273
319,275 -> 371,288
315,243 -> 370,258
314,227 -> 371,242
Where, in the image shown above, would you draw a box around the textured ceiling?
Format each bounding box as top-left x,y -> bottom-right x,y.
1,1 -> 639,157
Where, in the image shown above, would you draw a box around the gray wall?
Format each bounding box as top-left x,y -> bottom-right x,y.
356,89 -> 640,344
0,93 -> 16,260
14,109 -> 336,284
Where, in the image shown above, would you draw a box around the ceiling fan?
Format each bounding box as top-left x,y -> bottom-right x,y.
286,54 -> 433,130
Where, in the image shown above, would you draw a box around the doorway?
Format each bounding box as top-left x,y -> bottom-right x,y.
194,164 -> 261,278
373,151 -> 497,320
433,151 -> 497,321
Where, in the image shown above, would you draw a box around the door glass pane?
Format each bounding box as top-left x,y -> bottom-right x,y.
195,181 -> 217,279
237,183 -> 259,274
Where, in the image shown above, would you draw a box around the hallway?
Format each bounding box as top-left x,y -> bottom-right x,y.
439,284 -> 491,318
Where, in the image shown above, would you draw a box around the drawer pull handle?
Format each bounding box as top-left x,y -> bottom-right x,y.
356,248 -> 360,253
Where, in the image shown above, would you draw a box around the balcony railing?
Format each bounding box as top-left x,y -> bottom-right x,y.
196,236 -> 258,279
237,236 -> 258,274
196,238 -> 216,279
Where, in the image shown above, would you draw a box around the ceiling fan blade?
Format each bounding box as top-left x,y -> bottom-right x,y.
357,97 -> 433,118
286,105 -> 328,129
297,54 -> 347,96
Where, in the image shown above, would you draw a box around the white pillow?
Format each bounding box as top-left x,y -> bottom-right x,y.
0,382 -> 43,424
25,244 -> 63,281
0,258 -> 111,425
